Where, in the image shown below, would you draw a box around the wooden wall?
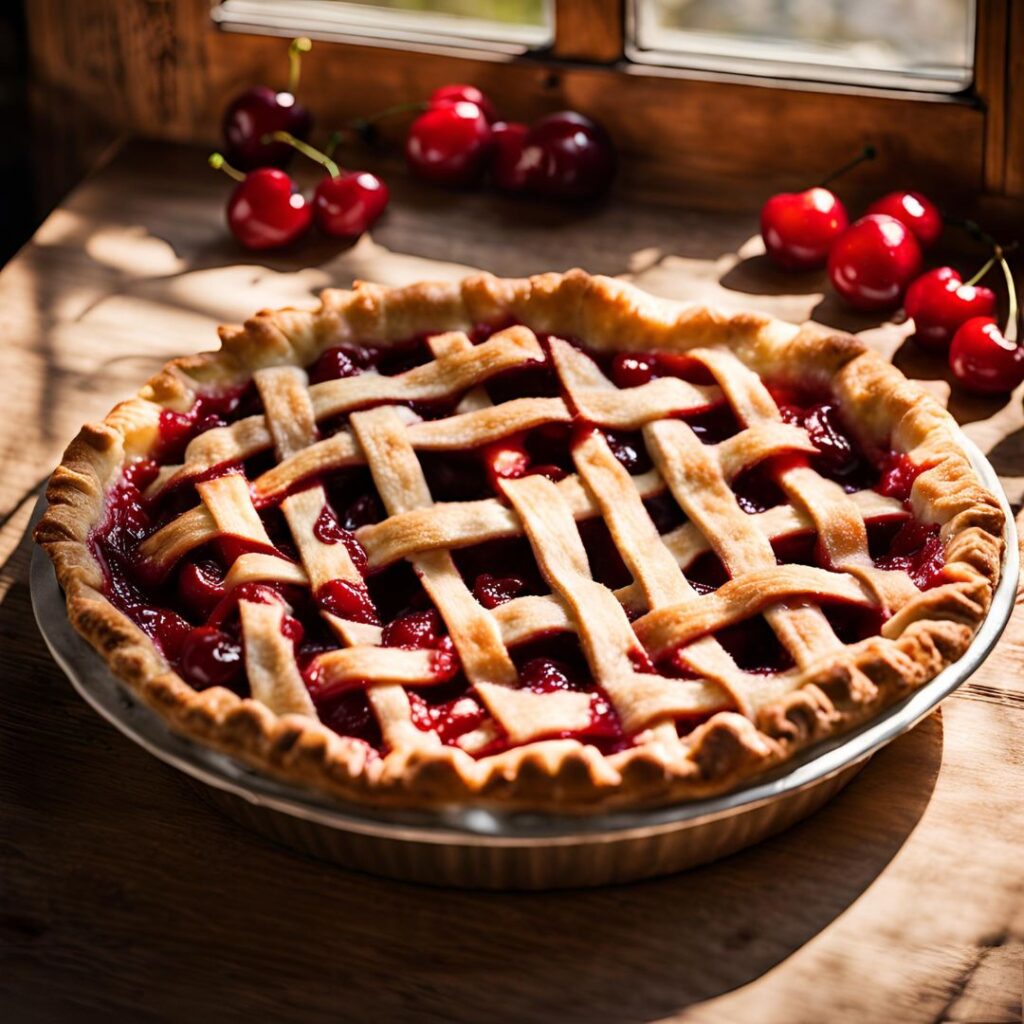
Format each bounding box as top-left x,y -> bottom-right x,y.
24,0 -> 1022,218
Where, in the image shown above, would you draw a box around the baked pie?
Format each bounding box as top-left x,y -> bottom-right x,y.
36,271 -> 1004,811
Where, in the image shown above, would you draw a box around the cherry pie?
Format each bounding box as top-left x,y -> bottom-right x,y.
36,271 -> 1004,811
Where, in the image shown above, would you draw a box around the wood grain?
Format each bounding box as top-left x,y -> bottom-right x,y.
1,140 -> 1023,1023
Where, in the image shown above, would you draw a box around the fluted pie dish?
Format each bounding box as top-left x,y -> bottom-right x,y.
35,271 -> 1005,813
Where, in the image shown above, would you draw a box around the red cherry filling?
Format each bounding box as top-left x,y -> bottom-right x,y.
317,578 -> 380,625
382,608 -> 447,650
179,626 -> 243,689
472,573 -> 526,608
92,334 -> 950,761
313,503 -> 368,574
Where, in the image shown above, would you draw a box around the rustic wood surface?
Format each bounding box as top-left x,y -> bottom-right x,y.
1,139 -> 1023,1023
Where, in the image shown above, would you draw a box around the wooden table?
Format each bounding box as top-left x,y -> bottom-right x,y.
2,140 -> 1022,1024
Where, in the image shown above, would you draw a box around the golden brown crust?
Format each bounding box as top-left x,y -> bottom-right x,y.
35,270 -> 1006,813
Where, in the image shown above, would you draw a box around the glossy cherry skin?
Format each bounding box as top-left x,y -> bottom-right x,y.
490,121 -> 530,192
222,86 -> 313,171
949,317 -> 1024,394
826,214 -> 923,311
430,83 -> 498,123
179,626 -> 243,689
226,168 -> 312,250
866,190 -> 942,248
760,187 -> 848,270
904,267 -> 997,352
405,101 -> 493,187
519,111 -> 616,201
313,172 -> 389,238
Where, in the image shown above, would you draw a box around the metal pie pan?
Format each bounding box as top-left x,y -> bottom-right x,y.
29,436 -> 1019,889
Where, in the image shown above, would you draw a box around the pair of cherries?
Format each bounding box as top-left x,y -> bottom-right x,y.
404,85 -> 616,200
209,139 -> 388,251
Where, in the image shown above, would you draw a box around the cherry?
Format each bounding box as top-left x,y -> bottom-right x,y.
138,607 -> 192,660
222,38 -> 313,170
949,318 -> 1024,393
949,247 -> 1024,393
518,111 -> 616,201
827,214 -> 922,311
405,101 -> 493,187
761,188 -> 848,271
310,346 -> 361,384
313,172 -> 389,239
268,131 -> 389,240
611,353 -> 657,388
519,657 -> 577,692
867,191 -> 942,248
209,154 -> 311,250
317,579 -> 380,625
759,146 -> 875,271
430,83 -> 498,123
490,121 -> 530,192
177,559 -> 227,619
472,573 -> 526,609
481,435 -> 530,490
382,608 -> 447,649
905,264 -> 997,352
179,626 -> 243,689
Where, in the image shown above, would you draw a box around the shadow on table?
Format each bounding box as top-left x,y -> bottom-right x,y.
2,517 -> 943,1024
190,717 -> 941,1024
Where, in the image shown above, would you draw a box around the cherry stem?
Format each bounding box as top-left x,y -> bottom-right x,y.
963,257 -> 995,289
208,152 -> 244,182
324,130 -> 343,159
265,130 -> 341,178
819,145 -> 877,187
995,246 -> 1019,344
288,37 -> 312,96
355,100 -> 428,126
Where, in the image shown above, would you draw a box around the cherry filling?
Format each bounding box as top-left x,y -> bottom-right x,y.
89,334 -> 946,759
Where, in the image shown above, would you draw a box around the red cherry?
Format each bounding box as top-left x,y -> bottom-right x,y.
430,83 -> 498,123
313,171 -> 389,239
519,111 -> 616,201
317,579 -> 381,625
310,346 -> 361,383
222,40 -> 313,170
405,101 -> 493,187
382,609 -> 446,649
177,559 -> 227,619
490,121 -> 530,192
519,658 -> 577,692
867,191 -> 942,248
827,214 -> 923,311
904,267 -> 997,352
481,435 -> 530,490
949,317 -> 1024,394
223,87 -> 313,171
179,626 -> 243,689
611,353 -> 657,388
760,188 -> 849,270
223,167 -> 312,250
472,573 -> 526,609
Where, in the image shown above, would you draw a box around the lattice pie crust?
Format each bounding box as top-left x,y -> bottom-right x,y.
36,272 -> 1004,812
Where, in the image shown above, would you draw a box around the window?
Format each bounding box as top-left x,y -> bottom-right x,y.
213,0 -> 553,54
628,0 -> 976,93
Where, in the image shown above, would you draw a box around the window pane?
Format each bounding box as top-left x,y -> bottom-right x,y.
629,0 -> 976,92
214,0 -> 552,52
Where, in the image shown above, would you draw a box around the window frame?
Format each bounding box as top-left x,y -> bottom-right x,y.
24,0 -> 1023,222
